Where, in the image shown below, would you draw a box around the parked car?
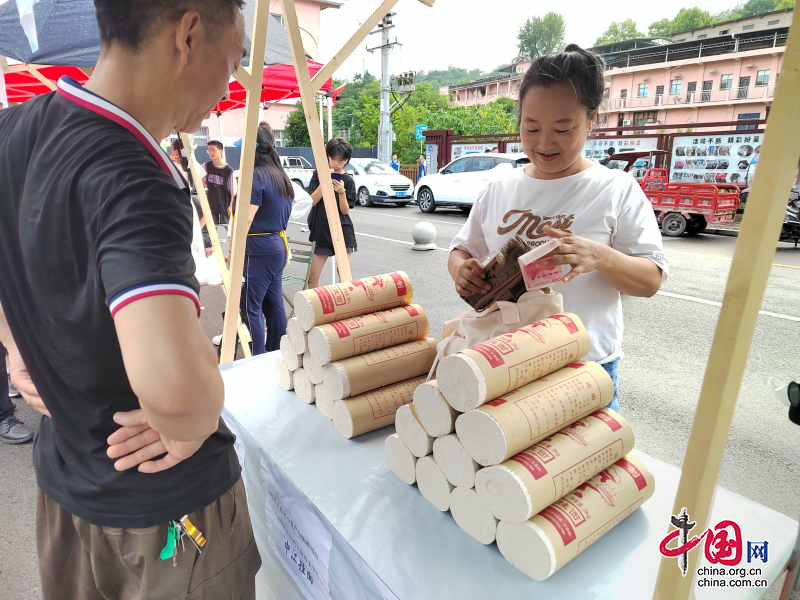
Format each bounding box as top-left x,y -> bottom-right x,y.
281,155 -> 315,190
344,158 -> 415,206
414,153 -> 530,213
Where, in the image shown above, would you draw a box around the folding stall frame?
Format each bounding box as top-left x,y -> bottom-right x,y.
219,0 -> 434,365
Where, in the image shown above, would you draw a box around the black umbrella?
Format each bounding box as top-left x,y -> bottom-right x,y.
0,0 -> 292,67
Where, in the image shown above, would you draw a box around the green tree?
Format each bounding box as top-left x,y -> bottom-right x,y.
739,0 -> 778,15
775,0 -> 794,9
516,12 -> 566,60
670,7 -> 715,33
283,101 -> 311,147
595,19 -> 645,45
647,18 -> 672,37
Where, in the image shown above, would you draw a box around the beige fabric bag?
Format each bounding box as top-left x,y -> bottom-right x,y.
427,288 -> 564,381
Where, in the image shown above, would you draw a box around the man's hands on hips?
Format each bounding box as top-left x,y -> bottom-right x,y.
107,409 -> 207,473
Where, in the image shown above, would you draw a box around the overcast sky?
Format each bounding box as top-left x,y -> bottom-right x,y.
319,0 -> 744,81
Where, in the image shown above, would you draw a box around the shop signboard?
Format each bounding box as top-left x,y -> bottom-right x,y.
670,133 -> 762,184
451,143 -> 496,161
584,137 -> 658,162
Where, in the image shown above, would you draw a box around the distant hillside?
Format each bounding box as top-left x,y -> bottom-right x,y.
415,65 -> 508,90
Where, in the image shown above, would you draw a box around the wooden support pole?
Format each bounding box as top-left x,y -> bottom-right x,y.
280,0 -> 351,281
310,0 -> 401,94
25,65 -> 56,91
219,0 -> 269,364
180,133 -> 251,358
653,11 -> 800,600
232,65 -> 251,89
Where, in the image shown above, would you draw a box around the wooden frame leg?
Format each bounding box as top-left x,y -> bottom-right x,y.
280,0 -> 351,281
181,133 -> 251,359
653,11 -> 800,600
219,0 -> 269,364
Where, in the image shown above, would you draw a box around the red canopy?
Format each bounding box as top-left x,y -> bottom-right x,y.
213,60 -> 333,113
3,61 -> 335,111
3,65 -> 89,103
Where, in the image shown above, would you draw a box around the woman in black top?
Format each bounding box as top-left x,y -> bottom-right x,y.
307,138 -> 357,288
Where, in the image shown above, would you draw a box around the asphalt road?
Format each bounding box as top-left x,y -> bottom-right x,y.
3,203 -> 800,599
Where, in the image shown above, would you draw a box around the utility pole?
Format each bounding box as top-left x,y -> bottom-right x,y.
368,13 -> 399,164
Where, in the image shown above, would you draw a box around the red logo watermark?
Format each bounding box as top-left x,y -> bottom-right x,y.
659,508 -> 769,578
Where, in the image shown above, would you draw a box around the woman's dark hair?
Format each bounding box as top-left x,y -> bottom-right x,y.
517,44 -> 606,126
325,137 -> 352,163
254,127 -> 294,200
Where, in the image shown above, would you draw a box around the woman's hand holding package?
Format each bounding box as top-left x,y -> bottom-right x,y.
538,226 -> 605,283
539,226 -> 662,297
449,250 -> 491,296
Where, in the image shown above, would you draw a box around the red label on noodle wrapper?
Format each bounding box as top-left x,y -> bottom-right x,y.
403,305 -> 419,317
510,452 -> 548,480
617,458 -> 648,491
551,314 -> 579,334
470,343 -> 505,368
330,321 -> 350,338
540,506 -> 576,545
314,287 -> 335,315
390,272 -> 407,296
593,410 -> 622,432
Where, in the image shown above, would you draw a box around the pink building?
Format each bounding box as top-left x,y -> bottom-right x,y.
445,8 -> 791,132
592,9 -> 790,131
203,0 -> 343,147
447,62 -> 531,107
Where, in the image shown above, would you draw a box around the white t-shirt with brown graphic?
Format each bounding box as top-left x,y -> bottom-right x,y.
450,163 -> 669,364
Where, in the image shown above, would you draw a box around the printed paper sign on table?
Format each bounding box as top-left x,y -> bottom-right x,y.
260,457 -> 333,600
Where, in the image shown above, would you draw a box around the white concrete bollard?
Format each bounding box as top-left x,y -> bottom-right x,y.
411,221 -> 437,251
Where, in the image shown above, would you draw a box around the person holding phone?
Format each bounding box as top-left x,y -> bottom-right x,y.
306,138 -> 357,288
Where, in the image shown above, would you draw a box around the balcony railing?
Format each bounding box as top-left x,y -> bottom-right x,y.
601,84 -> 777,111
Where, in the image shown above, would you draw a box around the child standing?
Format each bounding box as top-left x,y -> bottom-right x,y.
448,45 -> 669,412
307,138 -> 357,288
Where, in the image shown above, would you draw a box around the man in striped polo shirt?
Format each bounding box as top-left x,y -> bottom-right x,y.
0,1 -> 260,598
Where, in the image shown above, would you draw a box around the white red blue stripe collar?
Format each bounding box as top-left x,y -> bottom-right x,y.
109,282 -> 200,319
56,77 -> 188,190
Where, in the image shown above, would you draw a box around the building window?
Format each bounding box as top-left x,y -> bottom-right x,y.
638,83 -> 649,97
697,34 -> 707,39
743,24 -> 754,30
670,79 -> 681,94
719,29 -> 729,35
633,111 -> 657,126
768,19 -> 779,25
270,13 -> 284,26
675,38 -> 686,42
720,74 -> 733,90
756,70 -> 770,86
736,112 -> 760,130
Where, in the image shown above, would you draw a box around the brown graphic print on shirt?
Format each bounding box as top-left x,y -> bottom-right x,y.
497,210 -> 575,242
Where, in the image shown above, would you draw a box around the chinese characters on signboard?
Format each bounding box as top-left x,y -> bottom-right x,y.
584,137 -> 658,162
671,134 -> 761,184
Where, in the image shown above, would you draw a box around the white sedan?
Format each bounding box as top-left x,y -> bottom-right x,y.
344,158 -> 416,207
414,152 -> 530,213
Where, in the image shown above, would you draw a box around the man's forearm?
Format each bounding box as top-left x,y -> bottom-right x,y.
115,296 -> 224,442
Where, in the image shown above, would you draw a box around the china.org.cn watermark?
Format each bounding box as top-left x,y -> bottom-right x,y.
659,508 -> 770,589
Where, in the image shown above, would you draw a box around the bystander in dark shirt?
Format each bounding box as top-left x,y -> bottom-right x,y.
203,160 -> 234,216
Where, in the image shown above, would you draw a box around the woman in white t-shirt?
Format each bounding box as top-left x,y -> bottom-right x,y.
449,44 -> 669,412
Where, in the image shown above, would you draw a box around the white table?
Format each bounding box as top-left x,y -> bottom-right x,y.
222,352 -> 798,600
